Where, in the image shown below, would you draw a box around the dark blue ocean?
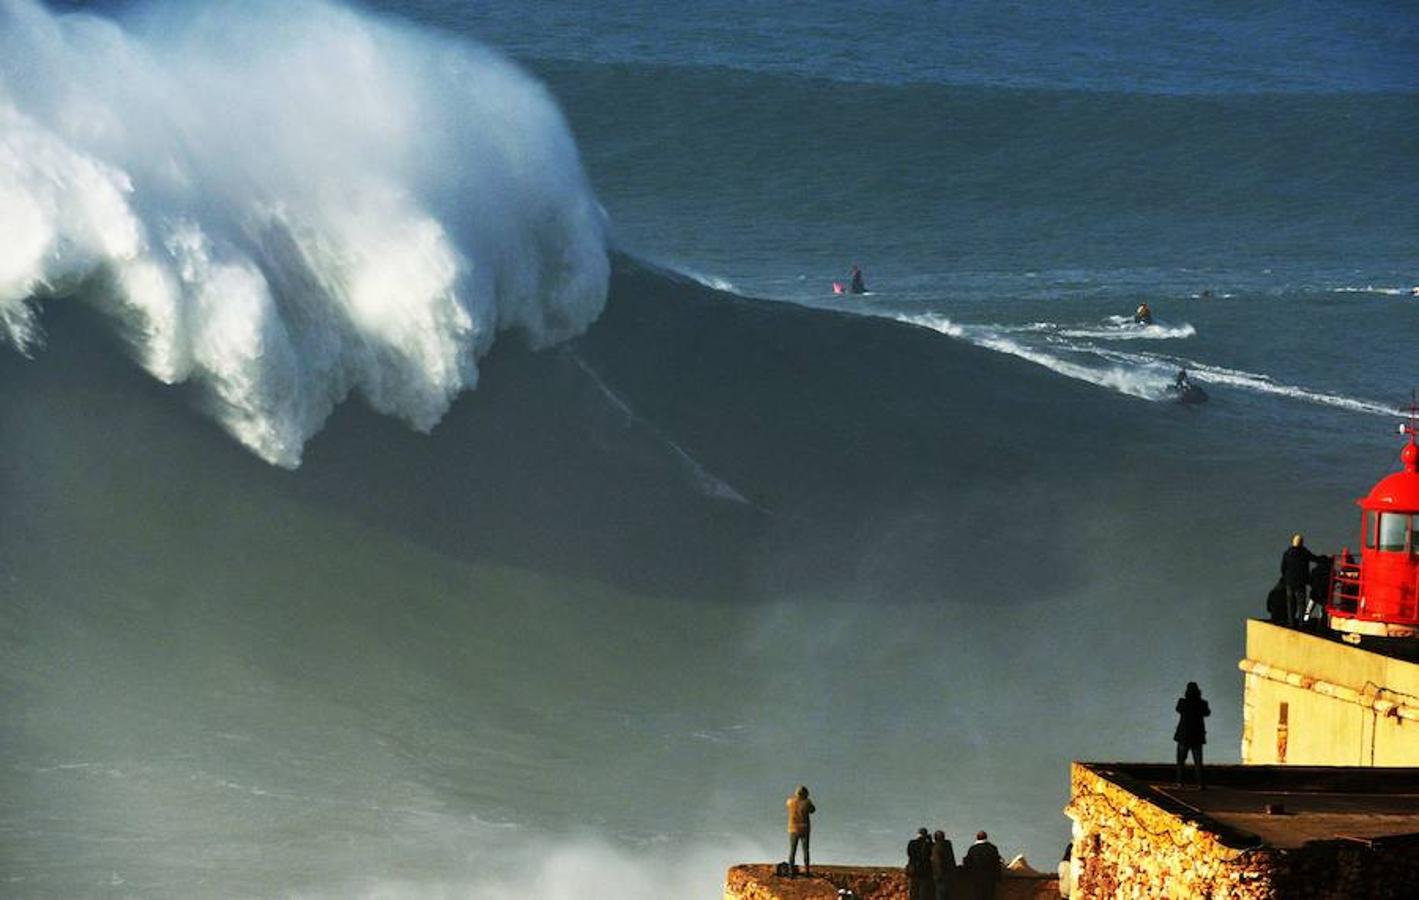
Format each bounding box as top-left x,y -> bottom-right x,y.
398,0 -> 1419,425
1,0 -> 1417,895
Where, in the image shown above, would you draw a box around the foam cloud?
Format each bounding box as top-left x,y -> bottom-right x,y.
0,0 -> 608,466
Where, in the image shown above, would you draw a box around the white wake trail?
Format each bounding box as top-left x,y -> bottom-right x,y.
569,352 -> 755,507
1061,317 -> 1197,341
899,312 -> 1164,400
1183,362 -> 1395,416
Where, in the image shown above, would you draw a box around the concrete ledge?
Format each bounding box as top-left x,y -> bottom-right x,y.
725,865 -> 906,900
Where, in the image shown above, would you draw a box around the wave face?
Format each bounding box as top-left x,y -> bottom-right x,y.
1,256 -> 1387,896
0,0 -> 608,466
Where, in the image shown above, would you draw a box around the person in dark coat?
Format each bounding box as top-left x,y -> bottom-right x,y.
1174,682 -> 1211,788
962,831 -> 1001,900
906,827 -> 934,900
1281,533 -> 1322,626
931,830 -> 957,900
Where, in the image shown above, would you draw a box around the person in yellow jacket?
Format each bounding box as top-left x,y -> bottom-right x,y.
786,785 -> 816,876
1133,302 -> 1153,324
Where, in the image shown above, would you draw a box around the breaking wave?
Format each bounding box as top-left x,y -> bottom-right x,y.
0,0 -> 608,467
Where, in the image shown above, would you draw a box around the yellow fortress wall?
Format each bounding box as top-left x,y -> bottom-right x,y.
1240,619 -> 1419,766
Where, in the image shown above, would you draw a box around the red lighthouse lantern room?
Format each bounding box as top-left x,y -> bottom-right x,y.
1328,416 -> 1419,639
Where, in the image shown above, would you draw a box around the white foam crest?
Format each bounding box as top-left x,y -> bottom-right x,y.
1331,286 -> 1407,297
0,99 -> 145,354
669,264 -> 739,294
898,312 -> 965,339
0,0 -> 608,467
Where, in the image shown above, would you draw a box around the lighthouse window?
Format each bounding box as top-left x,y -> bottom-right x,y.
1378,513 -> 1409,552
1365,511 -> 1377,549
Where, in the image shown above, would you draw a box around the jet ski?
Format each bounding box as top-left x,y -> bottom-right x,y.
1167,382 -> 1209,404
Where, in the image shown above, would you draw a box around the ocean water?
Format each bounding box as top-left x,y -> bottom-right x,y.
2,0 -> 1417,896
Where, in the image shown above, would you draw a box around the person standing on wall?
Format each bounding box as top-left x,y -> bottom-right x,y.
906,827 -> 934,900
1281,533 -> 1322,626
962,831 -> 1001,900
931,829 -> 957,900
1174,681 -> 1211,789
786,785 -> 815,877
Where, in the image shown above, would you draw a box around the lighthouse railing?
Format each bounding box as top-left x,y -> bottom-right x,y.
1328,550 -> 1362,616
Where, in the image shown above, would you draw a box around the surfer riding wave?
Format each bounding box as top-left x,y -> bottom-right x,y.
832,265 -> 868,296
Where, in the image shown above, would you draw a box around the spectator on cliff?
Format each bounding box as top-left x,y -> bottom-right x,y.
786,785 -> 815,876
962,831 -> 1001,900
931,830 -> 957,900
906,827 -> 934,900
1174,682 -> 1211,789
1281,533 -> 1322,627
